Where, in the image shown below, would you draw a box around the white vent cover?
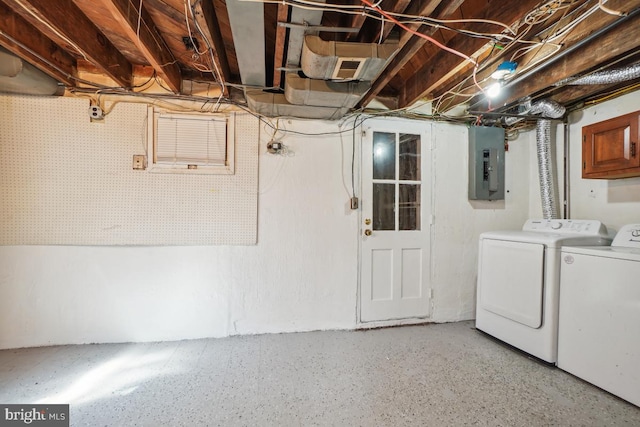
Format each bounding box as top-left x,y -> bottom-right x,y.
332,57 -> 367,80
148,107 -> 235,174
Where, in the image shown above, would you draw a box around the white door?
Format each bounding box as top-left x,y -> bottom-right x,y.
360,121 -> 432,322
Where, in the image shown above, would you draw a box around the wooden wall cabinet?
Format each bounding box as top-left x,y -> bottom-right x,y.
582,110 -> 640,179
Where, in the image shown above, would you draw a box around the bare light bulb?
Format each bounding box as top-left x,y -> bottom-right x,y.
487,82 -> 502,99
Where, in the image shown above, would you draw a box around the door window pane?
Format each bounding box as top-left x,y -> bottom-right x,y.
373,183 -> 395,230
399,184 -> 420,230
373,132 -> 396,180
399,133 -> 420,181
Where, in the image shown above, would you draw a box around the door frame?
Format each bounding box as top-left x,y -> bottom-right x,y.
356,118 -> 434,326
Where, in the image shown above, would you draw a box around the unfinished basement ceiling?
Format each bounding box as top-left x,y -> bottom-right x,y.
0,0 -> 639,119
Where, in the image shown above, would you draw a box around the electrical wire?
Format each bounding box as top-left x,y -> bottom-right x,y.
598,0 -> 627,16
189,0 -> 225,98
184,0 -> 208,56
137,0 -> 144,39
584,81 -> 640,104
239,0 -> 517,34
359,0 -> 476,65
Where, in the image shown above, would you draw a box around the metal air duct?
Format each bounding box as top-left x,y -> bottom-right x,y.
301,35 -> 398,81
0,48 -> 64,96
284,73 -> 370,108
556,62 -> 640,86
245,90 -> 349,119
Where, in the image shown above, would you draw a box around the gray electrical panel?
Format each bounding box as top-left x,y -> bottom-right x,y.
468,126 -> 505,201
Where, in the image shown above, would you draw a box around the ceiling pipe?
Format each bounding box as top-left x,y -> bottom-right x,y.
469,7 -> 640,112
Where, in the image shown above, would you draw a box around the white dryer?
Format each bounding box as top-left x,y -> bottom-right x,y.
558,224 -> 640,407
475,219 -> 610,363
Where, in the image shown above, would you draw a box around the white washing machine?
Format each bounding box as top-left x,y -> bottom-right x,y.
475,219 -> 610,363
558,223 -> 640,407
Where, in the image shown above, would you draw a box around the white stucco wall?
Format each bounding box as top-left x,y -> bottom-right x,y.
525,91 -> 640,231
0,96 -> 534,349
430,123 -> 531,321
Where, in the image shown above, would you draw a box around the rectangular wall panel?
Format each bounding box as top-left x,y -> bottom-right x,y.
0,96 -> 258,245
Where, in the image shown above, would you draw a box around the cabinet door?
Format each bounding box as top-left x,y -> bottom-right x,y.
582,110 -> 640,179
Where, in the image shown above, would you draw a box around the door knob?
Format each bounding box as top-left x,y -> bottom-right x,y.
364,229 -> 372,236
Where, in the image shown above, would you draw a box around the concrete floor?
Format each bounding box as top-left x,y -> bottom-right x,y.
0,321 -> 638,426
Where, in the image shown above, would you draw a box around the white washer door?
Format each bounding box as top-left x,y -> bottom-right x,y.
479,239 -> 545,328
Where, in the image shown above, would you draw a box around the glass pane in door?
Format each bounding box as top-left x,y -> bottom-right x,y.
399,184 -> 420,230
373,183 -> 395,230
399,134 -> 420,181
373,132 -> 396,180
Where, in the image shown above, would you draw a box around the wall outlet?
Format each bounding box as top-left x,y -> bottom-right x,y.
89,105 -> 104,121
133,155 -> 147,170
350,197 -> 359,210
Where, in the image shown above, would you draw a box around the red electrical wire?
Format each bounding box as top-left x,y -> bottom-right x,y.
360,0 -> 476,66
360,0 -> 492,101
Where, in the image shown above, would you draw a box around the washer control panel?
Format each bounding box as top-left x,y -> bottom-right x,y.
612,224 -> 640,248
523,219 -> 608,236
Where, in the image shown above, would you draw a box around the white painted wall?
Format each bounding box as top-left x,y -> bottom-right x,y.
0,108 -> 359,349
525,91 -> 640,231
567,91 -> 640,231
430,123 -> 531,321
0,96 -> 534,349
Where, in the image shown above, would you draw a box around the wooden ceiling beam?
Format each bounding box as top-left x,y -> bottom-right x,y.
433,0 -> 640,111
4,0 -> 132,87
272,3 -> 289,88
355,0 -> 411,43
345,12 -> 367,42
398,0 -> 544,108
495,11 -> 640,110
0,1 -> 76,85
357,0 -> 454,107
191,0 -> 231,92
100,0 -> 182,93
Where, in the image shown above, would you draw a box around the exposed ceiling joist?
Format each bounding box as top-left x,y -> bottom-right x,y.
344,12 -> 366,42
4,0 -> 132,88
0,1 -> 76,85
436,0 -> 640,111
100,0 -> 181,93
272,3 -> 289,88
497,9 -> 640,109
191,0 -> 230,94
358,0 -> 458,107
398,0 -> 544,108
354,0 -> 411,43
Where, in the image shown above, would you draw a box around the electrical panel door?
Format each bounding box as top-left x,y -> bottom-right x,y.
469,126 -> 505,200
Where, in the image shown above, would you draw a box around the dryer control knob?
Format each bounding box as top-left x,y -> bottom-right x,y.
550,222 -> 563,230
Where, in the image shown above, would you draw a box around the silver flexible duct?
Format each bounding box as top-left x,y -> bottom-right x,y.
555,62 -> 640,86
536,119 -> 558,219
530,99 -> 566,220
529,99 -> 566,118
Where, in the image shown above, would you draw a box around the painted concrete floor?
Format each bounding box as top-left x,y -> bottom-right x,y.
1,321 -> 639,426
